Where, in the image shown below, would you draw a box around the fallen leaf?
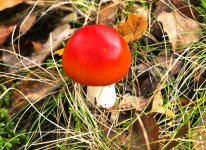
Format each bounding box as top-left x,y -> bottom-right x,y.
192,111 -> 206,150
105,114 -> 160,149
163,125 -> 188,149
0,25 -> 15,47
139,75 -> 160,98
156,0 -> 201,22
152,55 -> 183,78
2,45 -> 20,65
131,115 -> 160,150
157,11 -> 201,51
194,68 -> 206,85
120,94 -> 150,111
0,0 -> 24,11
20,14 -> 37,33
9,69 -> 63,115
152,85 -> 164,110
179,97 -> 191,106
8,24 -> 74,73
151,84 -> 175,118
132,4 -> 149,19
62,13 -> 78,23
31,41 -> 43,52
97,2 -> 120,26
117,13 -> 147,42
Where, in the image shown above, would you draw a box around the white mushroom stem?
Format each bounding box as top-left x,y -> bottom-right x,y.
87,84 -> 116,108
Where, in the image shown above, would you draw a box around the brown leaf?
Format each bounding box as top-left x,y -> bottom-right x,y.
139,75 -> 160,98
157,11 -> 201,51
0,0 -> 24,11
117,13 -> 147,42
8,24 -> 74,73
9,69 -> 63,115
105,114 -> 160,150
97,2 -> 120,26
20,14 -> 37,33
31,41 -> 43,52
120,94 -> 150,111
156,0 -> 201,22
164,125 -> 188,149
131,115 -> 160,150
2,40 -> 43,65
152,55 -> 183,77
179,97 -> 190,106
0,25 -> 15,46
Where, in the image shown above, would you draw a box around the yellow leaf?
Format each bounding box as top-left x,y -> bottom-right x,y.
151,84 -> 175,118
117,13 -> 147,42
54,48 -> 64,56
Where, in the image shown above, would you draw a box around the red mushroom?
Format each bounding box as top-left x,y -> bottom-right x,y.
62,24 -> 131,108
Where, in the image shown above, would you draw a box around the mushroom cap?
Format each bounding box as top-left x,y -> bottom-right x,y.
62,24 -> 131,86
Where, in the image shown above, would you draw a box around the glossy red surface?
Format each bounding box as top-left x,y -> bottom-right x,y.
62,24 -> 131,86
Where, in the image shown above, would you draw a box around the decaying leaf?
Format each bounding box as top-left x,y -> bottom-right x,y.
2,40 -> 43,66
157,11 -> 201,51
152,55 -> 183,78
105,114 -> 159,149
2,46 -> 20,65
117,13 -> 147,42
120,94 -> 150,111
20,14 -> 37,33
9,69 -> 63,115
8,24 -> 74,73
163,125 -> 189,149
151,84 -> 175,118
97,2 -> 120,26
0,25 -> 15,46
192,111 -> 206,150
132,4 -> 149,19
62,13 -> 78,23
31,41 -> 43,52
156,0 -> 201,22
0,0 -> 24,11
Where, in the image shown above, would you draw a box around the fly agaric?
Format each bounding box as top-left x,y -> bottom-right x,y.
62,24 -> 131,108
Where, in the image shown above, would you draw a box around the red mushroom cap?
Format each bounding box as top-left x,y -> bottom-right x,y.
62,24 -> 131,86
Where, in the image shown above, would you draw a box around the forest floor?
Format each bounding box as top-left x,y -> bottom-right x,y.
0,0 -> 206,149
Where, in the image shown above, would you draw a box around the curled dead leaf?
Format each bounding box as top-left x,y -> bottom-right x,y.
117,13 -> 147,42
